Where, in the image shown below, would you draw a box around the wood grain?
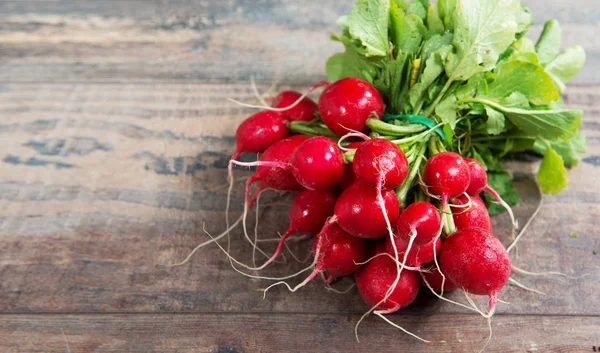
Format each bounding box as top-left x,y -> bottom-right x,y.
0,0 -> 598,84
1,313 -> 598,353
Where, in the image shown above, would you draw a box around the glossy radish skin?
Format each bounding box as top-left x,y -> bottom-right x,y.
421,264 -> 458,292
423,152 -> 471,203
289,189 -> 337,234
439,228 -> 511,310
255,135 -> 310,191
355,247 -> 420,311
385,235 -> 441,267
352,138 -> 408,190
312,224 -> 366,278
464,158 -> 487,195
258,188 -> 337,269
318,78 -> 384,137
395,202 -> 441,245
272,91 -> 318,122
339,142 -> 362,189
234,110 -> 288,158
335,181 -> 400,239
290,136 -> 345,190
451,194 -> 492,233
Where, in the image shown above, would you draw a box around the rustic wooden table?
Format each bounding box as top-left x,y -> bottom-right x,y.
1,1 -> 599,352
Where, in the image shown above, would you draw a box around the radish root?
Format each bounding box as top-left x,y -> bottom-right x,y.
507,181 -> 543,254
509,277 -> 547,295
374,311 -> 431,343
228,81 -> 329,111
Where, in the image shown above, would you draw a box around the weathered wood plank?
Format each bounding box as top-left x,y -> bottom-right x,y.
0,82 -> 598,314
0,0 -> 597,83
1,313 -> 598,353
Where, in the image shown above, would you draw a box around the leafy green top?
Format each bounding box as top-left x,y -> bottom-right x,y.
320,0 -> 586,207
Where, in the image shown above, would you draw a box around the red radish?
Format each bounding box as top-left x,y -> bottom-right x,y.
355,247 -> 420,312
395,201 -> 441,245
423,152 -> 471,208
228,135 -> 311,260
463,157 -> 517,229
352,138 -> 408,190
421,264 -> 457,292
243,135 -> 310,198
312,224 -> 366,279
463,158 -> 487,195
319,78 -> 384,137
257,189 -> 337,269
333,181 -> 400,239
439,228 -> 511,313
265,222 -> 366,293
451,194 -> 492,233
339,141 -> 363,189
227,111 -> 290,224
289,136 -> 345,190
272,91 -> 318,122
232,110 -> 288,160
385,235 -> 441,268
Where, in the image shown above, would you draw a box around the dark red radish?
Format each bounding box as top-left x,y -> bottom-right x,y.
272,90 -> 318,122
258,189 -> 337,269
319,78 -> 384,137
352,138 -> 408,190
423,152 -> 471,208
439,228 -> 511,313
462,157 -> 517,229
334,181 -> 400,239
385,235 -> 441,268
395,201 -> 441,246
339,141 -> 363,189
312,224 -> 366,278
290,136 -> 345,190
233,110 -> 288,160
451,194 -> 492,233
421,264 -> 457,292
355,247 -> 420,312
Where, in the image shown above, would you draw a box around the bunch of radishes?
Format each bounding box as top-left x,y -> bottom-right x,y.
203,77 -> 519,342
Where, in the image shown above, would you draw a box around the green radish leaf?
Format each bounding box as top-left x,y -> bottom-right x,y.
347,0 -> 390,57
390,4 -> 425,56
426,3 -> 444,33
537,146 -> 569,194
501,91 -> 530,108
531,131 -> 587,167
392,0 -> 408,10
474,99 -> 582,140
325,46 -> 377,82
516,6 -> 533,38
445,0 -> 520,82
488,59 -> 559,106
484,171 -> 520,215
407,1 -> 427,20
409,45 -> 452,107
422,32 -> 454,61
546,45 -> 586,92
535,20 -> 561,67
435,95 -> 459,128
484,106 -> 505,135
390,9 -> 427,56
437,0 -> 456,30
442,124 -> 454,147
